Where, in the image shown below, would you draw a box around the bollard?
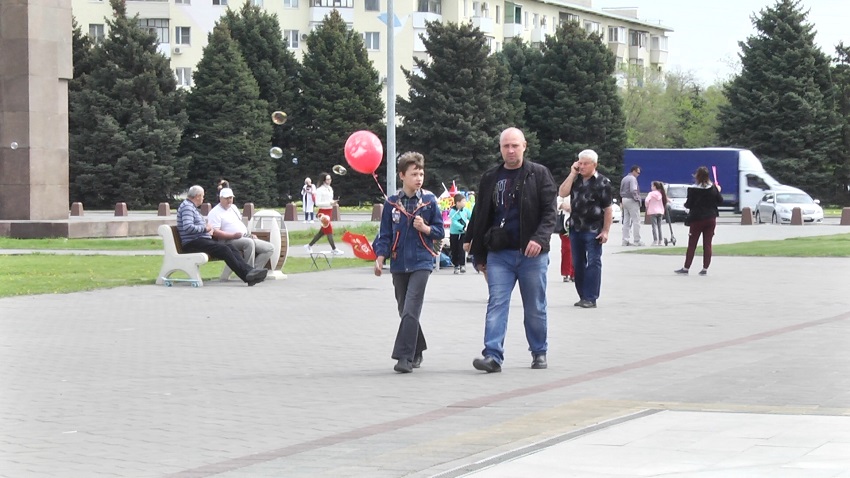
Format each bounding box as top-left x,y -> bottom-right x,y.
70,202 -> 84,216
332,204 -> 341,222
242,203 -> 254,221
157,202 -> 170,216
371,203 -> 384,221
114,202 -> 128,217
200,202 -> 212,216
740,207 -> 753,225
284,203 -> 297,221
790,207 -> 803,225
841,207 -> 850,226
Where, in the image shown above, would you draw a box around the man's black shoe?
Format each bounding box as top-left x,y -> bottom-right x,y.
472,356 -> 501,373
574,300 -> 584,307
246,268 -> 268,286
394,359 -> 413,373
531,354 -> 547,369
577,299 -> 597,308
412,353 -> 423,369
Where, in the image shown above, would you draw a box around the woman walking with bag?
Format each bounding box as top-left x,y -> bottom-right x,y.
675,166 -> 723,276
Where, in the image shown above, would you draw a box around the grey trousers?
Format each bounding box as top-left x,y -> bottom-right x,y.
391,270 -> 430,362
219,237 -> 275,280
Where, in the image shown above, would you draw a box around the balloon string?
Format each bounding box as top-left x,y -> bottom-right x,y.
372,173 -> 387,200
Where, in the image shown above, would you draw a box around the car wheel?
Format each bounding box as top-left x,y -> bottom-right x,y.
755,211 -> 761,224
772,212 -> 780,225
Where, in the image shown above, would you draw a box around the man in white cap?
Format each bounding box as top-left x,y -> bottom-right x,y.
208,187 -> 275,280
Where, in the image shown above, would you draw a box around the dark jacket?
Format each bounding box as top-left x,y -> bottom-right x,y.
372,189 -> 445,273
685,184 -> 723,222
465,160 -> 557,264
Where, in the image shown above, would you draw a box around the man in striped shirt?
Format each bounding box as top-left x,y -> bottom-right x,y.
177,185 -> 268,286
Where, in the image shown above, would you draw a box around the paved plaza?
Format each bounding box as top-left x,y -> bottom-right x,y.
1,221 -> 849,477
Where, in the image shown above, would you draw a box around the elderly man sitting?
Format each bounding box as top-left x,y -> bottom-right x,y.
177,185 -> 268,286
207,187 -> 275,280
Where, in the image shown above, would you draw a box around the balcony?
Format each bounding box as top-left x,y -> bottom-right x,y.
503,23 -> 523,39
530,27 -> 548,43
650,48 -> 667,65
471,15 -> 494,34
629,45 -> 646,59
412,11 -> 442,28
607,41 -> 626,58
310,0 -> 354,24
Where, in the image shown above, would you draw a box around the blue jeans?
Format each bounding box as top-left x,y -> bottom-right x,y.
482,249 -> 549,364
570,229 -> 603,302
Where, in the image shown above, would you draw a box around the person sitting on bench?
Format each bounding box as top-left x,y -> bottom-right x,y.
177,185 -> 268,286
208,186 -> 275,273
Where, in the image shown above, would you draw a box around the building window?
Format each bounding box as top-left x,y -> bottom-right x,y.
88,24 -> 105,44
212,0 -> 227,5
175,68 -> 192,87
175,27 -> 190,45
417,0 -> 441,14
608,26 -> 625,43
284,30 -> 299,49
363,31 -> 380,50
651,35 -> 668,51
495,41 -> 501,52
252,0 -> 263,5
312,0 -> 353,7
175,0 -> 190,4
524,12 -> 529,28
365,0 -> 378,10
629,30 -> 648,47
284,0 -> 299,6
495,5 -> 500,23
503,2 -> 521,24
584,20 -> 600,36
138,19 -> 169,44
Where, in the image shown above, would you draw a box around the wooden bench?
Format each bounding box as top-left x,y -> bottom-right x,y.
156,225 -> 209,287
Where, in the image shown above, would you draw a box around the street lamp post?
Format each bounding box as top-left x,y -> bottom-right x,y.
386,0 -> 396,195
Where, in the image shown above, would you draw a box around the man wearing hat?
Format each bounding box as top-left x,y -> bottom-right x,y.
207,187 -> 276,281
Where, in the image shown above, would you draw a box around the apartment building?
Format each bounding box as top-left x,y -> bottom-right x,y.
72,0 -> 671,94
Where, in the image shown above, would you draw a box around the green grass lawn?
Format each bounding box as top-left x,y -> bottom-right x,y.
626,233 -> 850,257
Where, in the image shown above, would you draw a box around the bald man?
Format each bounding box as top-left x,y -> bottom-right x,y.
464,127 -> 558,373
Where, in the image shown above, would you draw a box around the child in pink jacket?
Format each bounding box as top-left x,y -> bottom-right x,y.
645,181 -> 669,246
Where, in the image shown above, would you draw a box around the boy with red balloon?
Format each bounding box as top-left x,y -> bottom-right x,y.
372,152 -> 444,374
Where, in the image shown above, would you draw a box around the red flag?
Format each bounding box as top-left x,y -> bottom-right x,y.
342,231 -> 377,260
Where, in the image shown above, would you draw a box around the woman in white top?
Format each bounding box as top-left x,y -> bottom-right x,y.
304,173 -> 344,255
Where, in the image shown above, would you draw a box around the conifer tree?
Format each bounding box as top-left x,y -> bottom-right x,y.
521,21 -> 626,183
181,24 -> 275,205
831,43 -> 850,204
291,10 -> 385,204
68,0 -> 187,208
397,22 -> 526,191
717,0 -> 841,201
221,2 -> 302,200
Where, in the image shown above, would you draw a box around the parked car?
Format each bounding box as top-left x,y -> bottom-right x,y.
754,189 -> 824,224
664,183 -> 690,223
611,199 -> 621,223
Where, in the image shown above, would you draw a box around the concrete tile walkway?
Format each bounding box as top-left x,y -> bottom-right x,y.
0,223 -> 848,477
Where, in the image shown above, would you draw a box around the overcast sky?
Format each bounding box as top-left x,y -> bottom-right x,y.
593,0 -> 850,86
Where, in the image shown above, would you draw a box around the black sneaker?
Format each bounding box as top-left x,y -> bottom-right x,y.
531,354 -> 547,369
577,300 -> 597,308
674,268 -> 689,275
472,356 -> 501,373
394,359 -> 413,373
412,353 -> 423,368
246,268 -> 268,286
699,269 -> 708,276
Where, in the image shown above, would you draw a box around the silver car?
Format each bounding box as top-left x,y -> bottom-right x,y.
754,190 -> 824,224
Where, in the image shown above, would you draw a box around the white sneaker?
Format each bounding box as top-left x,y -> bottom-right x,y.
303,244 -> 313,254
309,220 -> 315,223
331,249 -> 344,255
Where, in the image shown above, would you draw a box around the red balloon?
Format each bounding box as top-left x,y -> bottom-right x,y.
344,130 -> 383,174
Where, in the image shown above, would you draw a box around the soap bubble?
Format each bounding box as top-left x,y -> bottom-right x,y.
292,157 -> 299,165
269,147 -> 283,159
332,164 -> 347,176
10,142 -> 18,150
271,111 -> 287,125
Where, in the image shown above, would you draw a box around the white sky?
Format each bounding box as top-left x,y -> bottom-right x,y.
593,0 -> 850,86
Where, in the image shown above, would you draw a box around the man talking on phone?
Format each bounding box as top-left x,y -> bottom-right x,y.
558,149 -> 613,309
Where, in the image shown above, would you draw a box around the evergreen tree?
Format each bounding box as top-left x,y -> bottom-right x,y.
521,21 -> 626,183
68,0 -> 187,209
181,23 -> 275,205
70,19 -> 93,91
832,43 -> 850,204
717,0 -> 841,201
397,22 -> 527,191
292,10 -> 385,204
221,2 -> 302,200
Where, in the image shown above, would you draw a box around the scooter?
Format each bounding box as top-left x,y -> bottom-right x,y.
663,204 -> 677,246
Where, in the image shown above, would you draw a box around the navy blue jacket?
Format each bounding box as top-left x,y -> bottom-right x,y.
372,189 -> 445,273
